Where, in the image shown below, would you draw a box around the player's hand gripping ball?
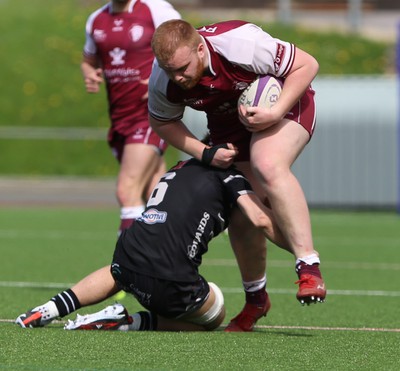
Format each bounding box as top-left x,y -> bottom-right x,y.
238,75 -> 282,109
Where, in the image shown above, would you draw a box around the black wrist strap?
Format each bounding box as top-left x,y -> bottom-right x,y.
201,143 -> 229,165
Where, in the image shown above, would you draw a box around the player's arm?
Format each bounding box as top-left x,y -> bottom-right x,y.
236,193 -> 291,252
261,47 -> 318,121
242,48 -> 318,132
148,61 -> 237,167
149,116 -> 205,158
80,54 -> 104,94
149,116 -> 238,168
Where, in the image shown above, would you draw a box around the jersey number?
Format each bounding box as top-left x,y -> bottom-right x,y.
147,172 -> 176,206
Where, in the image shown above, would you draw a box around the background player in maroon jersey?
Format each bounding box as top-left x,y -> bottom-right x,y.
81,0 -> 180,235
16,157 -> 288,332
148,19 -> 326,331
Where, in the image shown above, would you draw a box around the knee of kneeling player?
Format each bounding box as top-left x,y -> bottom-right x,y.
190,282 -> 225,331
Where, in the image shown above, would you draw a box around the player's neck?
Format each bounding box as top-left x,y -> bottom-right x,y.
111,0 -> 132,13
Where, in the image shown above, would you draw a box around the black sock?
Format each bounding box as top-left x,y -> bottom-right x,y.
138,311 -> 157,331
51,289 -> 81,318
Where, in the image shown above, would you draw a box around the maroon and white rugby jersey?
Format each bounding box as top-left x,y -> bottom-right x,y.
84,0 -> 180,135
148,21 -> 314,160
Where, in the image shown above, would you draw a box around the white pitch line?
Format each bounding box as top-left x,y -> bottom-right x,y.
254,325 -> 400,333
2,318 -> 398,333
221,287 -> 400,297
0,318 -> 64,324
1,281 -> 400,297
204,259 -> 400,271
0,281 -> 75,289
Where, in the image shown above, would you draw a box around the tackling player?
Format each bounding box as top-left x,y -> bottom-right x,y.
16,153 -> 289,332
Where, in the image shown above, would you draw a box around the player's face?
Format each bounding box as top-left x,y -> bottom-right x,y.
160,45 -> 205,90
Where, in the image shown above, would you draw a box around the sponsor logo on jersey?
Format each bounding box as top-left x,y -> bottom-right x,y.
93,29 -> 106,42
187,212 -> 210,259
129,284 -> 151,306
129,25 -> 144,42
213,102 -> 237,115
183,98 -> 204,107
109,47 -> 126,66
138,208 -> 167,224
104,67 -> 140,78
234,81 -> 249,91
274,43 -> 286,74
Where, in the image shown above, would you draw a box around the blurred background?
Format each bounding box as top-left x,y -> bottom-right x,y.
0,0 -> 398,210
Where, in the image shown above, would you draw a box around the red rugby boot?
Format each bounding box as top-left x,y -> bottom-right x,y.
295,263 -> 326,305
225,291 -> 271,332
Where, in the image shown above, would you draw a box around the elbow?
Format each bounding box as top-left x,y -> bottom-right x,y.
311,57 -> 319,77
252,211 -> 271,230
251,211 -> 277,241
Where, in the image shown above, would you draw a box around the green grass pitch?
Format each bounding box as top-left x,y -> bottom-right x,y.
1,207 -> 399,370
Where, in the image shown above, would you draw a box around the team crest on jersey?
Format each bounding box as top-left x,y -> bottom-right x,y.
138,208 -> 167,224
129,25 -> 144,42
109,47 -> 126,66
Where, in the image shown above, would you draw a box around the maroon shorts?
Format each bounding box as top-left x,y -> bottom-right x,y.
108,122 -> 168,163
209,87 -> 316,162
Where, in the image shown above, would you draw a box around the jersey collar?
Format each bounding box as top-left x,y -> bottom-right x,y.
200,36 -> 216,76
109,0 -> 137,14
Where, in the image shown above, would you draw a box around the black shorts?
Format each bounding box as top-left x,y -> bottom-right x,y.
110,262 -> 210,319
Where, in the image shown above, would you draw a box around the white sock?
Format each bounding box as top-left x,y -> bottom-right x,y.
120,205 -> 145,220
118,312 -> 142,332
243,275 -> 267,292
32,301 -> 59,321
296,253 -> 320,266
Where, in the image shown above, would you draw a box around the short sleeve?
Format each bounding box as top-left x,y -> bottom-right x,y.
221,168 -> 254,204
148,60 -> 185,121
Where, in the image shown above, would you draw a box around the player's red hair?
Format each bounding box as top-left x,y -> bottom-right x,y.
151,19 -> 201,64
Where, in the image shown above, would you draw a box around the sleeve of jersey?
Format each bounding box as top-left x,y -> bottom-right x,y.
82,9 -> 104,57
222,171 -> 254,204
148,60 -> 185,122
208,23 -> 295,78
144,0 -> 181,28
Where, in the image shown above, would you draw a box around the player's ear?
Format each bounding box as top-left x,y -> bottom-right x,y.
197,42 -> 205,57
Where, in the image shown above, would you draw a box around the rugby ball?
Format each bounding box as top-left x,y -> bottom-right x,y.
238,76 -> 282,109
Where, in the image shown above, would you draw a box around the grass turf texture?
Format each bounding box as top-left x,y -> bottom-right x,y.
1,208 -> 399,370
1,0 -> 391,128
0,1 -> 398,367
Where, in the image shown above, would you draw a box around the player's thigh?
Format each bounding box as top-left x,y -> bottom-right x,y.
235,161 -> 268,203
250,119 -> 310,169
119,143 -> 161,181
178,282 -> 225,331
